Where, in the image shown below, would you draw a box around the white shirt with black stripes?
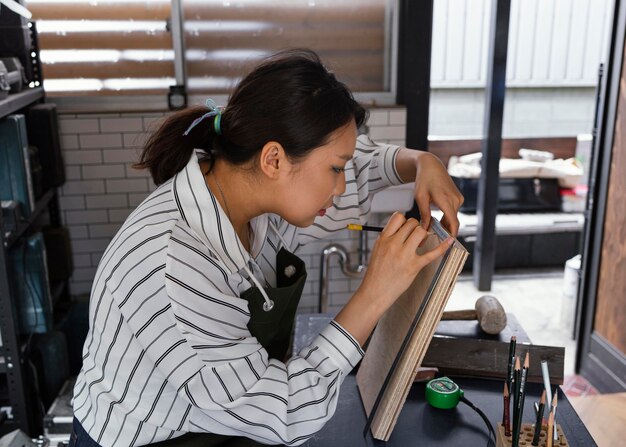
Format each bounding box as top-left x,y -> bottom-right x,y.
72,135 -> 403,446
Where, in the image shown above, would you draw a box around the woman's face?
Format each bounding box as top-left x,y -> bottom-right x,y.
277,120 -> 357,227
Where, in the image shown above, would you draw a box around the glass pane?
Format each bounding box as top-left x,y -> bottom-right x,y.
183,0 -> 387,94
31,0 -> 174,96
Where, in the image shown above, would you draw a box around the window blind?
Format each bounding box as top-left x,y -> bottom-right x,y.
31,0 -> 173,95
30,0 -> 388,97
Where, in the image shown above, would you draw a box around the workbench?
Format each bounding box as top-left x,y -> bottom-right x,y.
303,374 -> 594,446
295,314 -> 596,446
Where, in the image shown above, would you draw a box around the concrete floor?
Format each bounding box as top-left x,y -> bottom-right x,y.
445,268 -> 578,376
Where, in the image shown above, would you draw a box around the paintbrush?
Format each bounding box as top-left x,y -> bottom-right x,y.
531,390 -> 546,446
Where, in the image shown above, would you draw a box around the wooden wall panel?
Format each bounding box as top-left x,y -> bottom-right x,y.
593,43 -> 626,355
429,136 -> 577,167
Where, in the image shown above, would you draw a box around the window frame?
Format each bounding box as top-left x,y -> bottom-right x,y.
46,0 -> 400,113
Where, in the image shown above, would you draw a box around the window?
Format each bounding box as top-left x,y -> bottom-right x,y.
31,0 -> 393,98
31,0 -> 173,95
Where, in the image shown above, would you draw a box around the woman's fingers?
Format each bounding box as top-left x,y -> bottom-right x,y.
439,207 -> 460,237
391,218 -> 421,244
416,237 -> 454,266
416,195 -> 432,231
381,211 -> 406,236
403,224 -> 430,250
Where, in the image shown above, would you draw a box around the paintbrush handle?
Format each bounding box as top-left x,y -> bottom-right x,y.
531,403 -> 545,446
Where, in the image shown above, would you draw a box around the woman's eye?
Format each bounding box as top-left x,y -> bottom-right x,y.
332,167 -> 346,173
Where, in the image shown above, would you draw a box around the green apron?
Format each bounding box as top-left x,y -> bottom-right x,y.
151,248 -> 307,447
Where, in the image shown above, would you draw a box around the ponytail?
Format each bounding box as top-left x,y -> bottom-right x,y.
134,106 -> 220,185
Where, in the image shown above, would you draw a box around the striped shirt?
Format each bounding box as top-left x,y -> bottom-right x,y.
73,135 -> 403,446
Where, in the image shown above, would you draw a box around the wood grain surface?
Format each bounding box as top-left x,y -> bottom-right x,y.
356,220 -> 468,441
422,337 -> 565,384
429,137 -> 577,167
594,42 -> 626,355
570,393 -> 626,447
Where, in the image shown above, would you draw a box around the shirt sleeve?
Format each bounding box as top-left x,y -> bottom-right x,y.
140,225 -> 364,445
294,135 -> 403,246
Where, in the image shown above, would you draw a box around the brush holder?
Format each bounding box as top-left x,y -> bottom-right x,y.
495,422 -> 569,447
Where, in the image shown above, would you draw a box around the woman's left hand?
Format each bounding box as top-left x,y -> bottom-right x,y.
393,146 -> 464,236
412,152 -> 464,236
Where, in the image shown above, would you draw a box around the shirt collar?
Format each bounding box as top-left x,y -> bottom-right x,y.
172,150 -> 269,275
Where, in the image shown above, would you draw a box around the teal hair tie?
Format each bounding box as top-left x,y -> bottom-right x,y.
213,113 -> 222,135
183,98 -> 223,136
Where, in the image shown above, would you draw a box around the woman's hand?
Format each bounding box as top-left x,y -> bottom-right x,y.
334,212 -> 453,346
413,152 -> 464,236
395,148 -> 464,236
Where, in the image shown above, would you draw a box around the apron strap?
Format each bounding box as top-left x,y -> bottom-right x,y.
242,264 -> 274,312
268,220 -> 290,251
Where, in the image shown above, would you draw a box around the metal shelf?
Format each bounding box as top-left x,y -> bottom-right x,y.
0,22 -> 49,437
0,88 -> 44,121
3,189 -> 55,249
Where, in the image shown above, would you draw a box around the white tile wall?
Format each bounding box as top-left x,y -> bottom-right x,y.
57,108 -> 403,308
57,86 -> 595,309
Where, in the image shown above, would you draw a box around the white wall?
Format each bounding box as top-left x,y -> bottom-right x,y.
57,84 -> 596,311
431,0 -> 613,88
56,108 -> 403,313
429,87 -> 596,137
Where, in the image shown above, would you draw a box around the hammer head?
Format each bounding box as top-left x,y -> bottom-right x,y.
475,295 -> 507,335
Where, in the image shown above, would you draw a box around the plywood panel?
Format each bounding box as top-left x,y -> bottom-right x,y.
570,393 -> 626,447
593,43 -> 626,355
356,220 -> 468,441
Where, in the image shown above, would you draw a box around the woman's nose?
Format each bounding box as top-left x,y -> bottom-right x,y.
334,172 -> 347,196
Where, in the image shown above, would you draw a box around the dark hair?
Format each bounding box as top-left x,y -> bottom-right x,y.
135,49 -> 368,185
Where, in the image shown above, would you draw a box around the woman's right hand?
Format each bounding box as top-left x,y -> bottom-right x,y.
334,212 -> 453,346
360,212 -> 453,312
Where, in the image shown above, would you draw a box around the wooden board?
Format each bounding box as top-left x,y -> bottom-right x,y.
594,41 -> 626,355
569,393 -> 626,447
422,337 -> 565,384
356,219 -> 468,441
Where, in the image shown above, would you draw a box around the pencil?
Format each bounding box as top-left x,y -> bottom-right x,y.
503,382 -> 511,437
514,353 -> 530,447
507,336 -> 517,397
512,356 -> 521,447
531,390 -> 546,446
546,408 -> 555,447
551,392 -> 559,442
346,223 -> 384,232
346,223 -> 435,234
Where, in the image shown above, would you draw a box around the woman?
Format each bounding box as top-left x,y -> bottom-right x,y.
70,49 -> 462,446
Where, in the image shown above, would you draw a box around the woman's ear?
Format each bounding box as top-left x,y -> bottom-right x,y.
259,141 -> 287,179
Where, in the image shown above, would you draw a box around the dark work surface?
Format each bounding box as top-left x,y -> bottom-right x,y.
303,375 -> 596,446
295,314 -> 592,445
